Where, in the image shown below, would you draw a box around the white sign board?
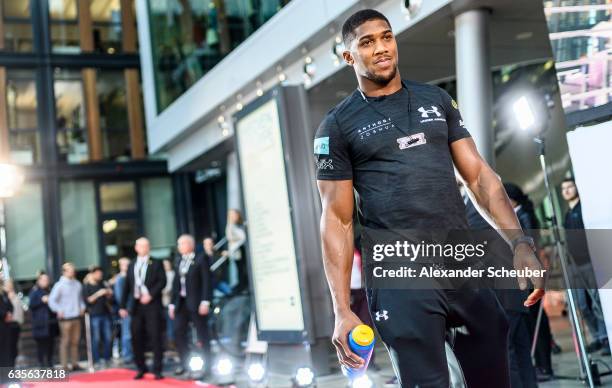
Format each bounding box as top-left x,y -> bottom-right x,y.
235,98 -> 305,333
566,119 -> 612,346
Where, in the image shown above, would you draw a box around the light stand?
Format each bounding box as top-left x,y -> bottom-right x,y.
511,93 -> 595,386
534,133 -> 594,387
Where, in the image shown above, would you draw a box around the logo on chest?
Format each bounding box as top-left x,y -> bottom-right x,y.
417,105 -> 445,124
357,118 -> 395,140
397,132 -> 426,150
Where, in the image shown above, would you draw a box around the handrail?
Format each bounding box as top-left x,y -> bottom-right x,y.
210,237 -> 246,272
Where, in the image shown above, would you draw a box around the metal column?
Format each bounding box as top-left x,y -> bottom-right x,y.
454,8 -> 495,167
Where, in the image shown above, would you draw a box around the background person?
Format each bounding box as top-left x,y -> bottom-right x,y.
83,266 -> 113,368
49,262 -> 85,371
204,237 -> 230,295
4,279 -> 24,367
561,177 -> 609,355
169,234 -> 213,377
162,259 -> 175,349
224,209 -> 247,292
111,257 -> 133,364
29,273 -> 59,367
119,237 -> 166,380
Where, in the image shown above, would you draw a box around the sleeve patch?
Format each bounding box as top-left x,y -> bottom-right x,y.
314,136 -> 329,155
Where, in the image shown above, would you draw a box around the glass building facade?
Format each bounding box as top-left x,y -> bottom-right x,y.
0,0 -> 188,283
147,0 -> 291,113
543,0 -> 612,113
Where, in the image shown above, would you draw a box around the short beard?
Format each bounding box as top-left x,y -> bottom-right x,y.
364,66 -> 397,85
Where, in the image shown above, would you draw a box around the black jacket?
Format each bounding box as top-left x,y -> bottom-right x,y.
121,258 -> 166,312
172,253 -> 213,312
29,287 -> 59,339
564,201 -> 591,266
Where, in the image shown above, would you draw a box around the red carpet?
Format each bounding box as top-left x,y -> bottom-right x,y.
20,368 -> 225,388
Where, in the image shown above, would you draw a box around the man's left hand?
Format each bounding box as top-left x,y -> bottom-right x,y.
513,244 -> 545,307
140,293 -> 152,305
198,303 -> 209,316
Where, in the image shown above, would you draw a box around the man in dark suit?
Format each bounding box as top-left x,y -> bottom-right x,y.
169,234 -> 213,377
119,237 -> 166,380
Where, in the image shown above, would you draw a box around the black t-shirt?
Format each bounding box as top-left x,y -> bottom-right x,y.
83,283 -> 111,316
314,79 -> 471,229
564,201 -> 591,265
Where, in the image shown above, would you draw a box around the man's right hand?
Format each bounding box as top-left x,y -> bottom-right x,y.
119,309 -> 128,319
57,311 -> 64,320
168,306 -> 175,320
332,310 -> 365,369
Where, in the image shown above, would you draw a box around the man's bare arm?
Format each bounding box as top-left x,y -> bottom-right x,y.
451,138 -> 523,238
451,138 -> 544,305
317,179 -> 354,313
317,179 -> 364,368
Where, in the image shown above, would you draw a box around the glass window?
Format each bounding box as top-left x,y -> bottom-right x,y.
60,180 -> 100,270
99,181 -> 137,213
5,182 -> 46,280
1,0 -> 33,52
54,69 -> 88,163
49,0 -> 80,53
102,218 -> 138,271
91,0 -> 122,54
148,0 -> 291,113
6,69 -> 40,165
142,178 -> 176,258
97,70 -> 130,160
544,1 -> 612,113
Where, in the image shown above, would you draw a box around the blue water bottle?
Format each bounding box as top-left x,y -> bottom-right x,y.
341,324 -> 375,379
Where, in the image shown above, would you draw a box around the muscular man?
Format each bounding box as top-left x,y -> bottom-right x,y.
119,238 -> 166,380
314,9 -> 544,387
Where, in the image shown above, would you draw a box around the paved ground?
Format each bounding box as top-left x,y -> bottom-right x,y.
42,295 -> 612,387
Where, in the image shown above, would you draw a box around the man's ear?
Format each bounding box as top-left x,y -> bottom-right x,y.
343,50 -> 354,66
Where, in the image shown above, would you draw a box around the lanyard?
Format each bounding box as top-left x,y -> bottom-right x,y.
135,260 -> 147,287
179,254 -> 194,277
357,80 -> 413,138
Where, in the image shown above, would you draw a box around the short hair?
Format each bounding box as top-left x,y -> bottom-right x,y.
342,9 -> 392,47
62,262 -> 74,271
135,237 -> 150,245
562,177 -> 575,185
178,234 -> 195,245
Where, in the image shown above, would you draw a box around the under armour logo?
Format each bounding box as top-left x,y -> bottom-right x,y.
418,106 -> 441,118
375,310 -> 389,321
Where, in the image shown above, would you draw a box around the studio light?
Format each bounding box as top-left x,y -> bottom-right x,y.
352,374 -> 374,388
0,163 -> 24,198
512,96 -> 536,131
294,367 -> 315,387
215,357 -> 233,376
247,362 -> 266,382
189,354 -> 204,372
